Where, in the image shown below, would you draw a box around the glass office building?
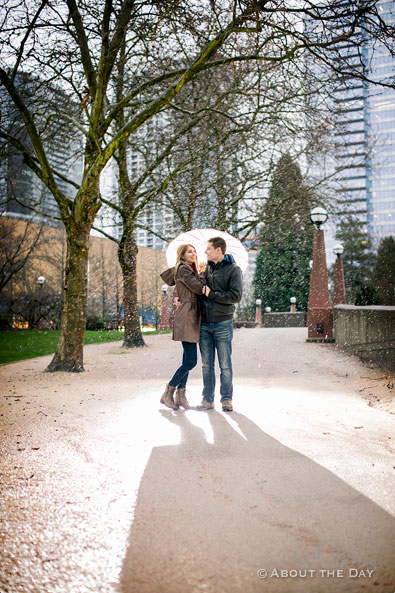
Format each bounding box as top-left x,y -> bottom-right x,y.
367,0 -> 395,239
1,73 -> 83,225
332,0 -> 395,246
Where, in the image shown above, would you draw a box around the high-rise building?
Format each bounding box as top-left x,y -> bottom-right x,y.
367,0 -> 395,239
132,111 -> 240,251
327,0 -> 395,255
304,0 -> 394,265
0,72 -> 83,225
129,112 -> 178,250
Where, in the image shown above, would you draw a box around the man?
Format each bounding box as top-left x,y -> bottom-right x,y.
197,237 -> 243,412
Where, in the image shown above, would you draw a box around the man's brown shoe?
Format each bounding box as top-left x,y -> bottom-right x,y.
222,400 -> 233,412
196,399 -> 214,411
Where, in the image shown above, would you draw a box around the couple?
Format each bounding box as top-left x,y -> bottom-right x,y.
160,236 -> 243,412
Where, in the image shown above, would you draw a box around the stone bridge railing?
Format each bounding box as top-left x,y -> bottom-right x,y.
334,305 -> 395,372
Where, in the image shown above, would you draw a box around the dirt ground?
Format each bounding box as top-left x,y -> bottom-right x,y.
0,328 -> 394,593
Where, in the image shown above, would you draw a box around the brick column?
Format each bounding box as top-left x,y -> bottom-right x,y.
307,229 -> 333,340
159,287 -> 171,330
333,256 -> 347,306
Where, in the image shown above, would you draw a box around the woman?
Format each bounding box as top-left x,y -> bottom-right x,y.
160,244 -> 205,410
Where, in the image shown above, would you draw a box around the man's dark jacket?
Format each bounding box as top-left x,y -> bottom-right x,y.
201,254 -> 243,322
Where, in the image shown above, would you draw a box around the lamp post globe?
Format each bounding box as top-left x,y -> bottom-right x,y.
265,306 -> 271,313
290,297 -> 296,304
333,244 -> 344,258
310,207 -> 328,230
161,284 -> 168,293
256,298 -> 262,306
37,276 -> 45,287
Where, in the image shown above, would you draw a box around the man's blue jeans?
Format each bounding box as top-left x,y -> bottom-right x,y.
199,319 -> 233,402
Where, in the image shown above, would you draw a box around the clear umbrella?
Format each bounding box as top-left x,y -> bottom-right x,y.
165,228 -> 249,272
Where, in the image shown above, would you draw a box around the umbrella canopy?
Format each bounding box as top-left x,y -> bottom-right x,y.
165,228 -> 249,273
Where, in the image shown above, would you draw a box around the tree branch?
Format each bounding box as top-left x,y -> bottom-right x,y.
0,68 -> 71,221
65,0 -> 97,95
0,130 -> 78,196
10,0 -> 48,84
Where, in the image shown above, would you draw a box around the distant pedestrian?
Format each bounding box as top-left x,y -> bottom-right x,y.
160,244 -> 205,410
197,237 -> 243,412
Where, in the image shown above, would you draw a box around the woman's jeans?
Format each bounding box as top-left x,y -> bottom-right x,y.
199,319 -> 233,402
169,341 -> 198,388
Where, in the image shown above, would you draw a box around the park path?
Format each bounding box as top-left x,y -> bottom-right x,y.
0,328 -> 394,593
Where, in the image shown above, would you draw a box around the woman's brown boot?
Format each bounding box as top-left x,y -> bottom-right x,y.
175,387 -> 191,410
160,384 -> 178,410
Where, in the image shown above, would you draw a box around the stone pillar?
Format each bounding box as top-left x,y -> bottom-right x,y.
333,257 -> 347,306
159,286 -> 171,330
307,229 -> 333,340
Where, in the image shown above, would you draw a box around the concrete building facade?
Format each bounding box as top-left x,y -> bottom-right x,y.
329,0 -> 395,251
1,217 -> 167,324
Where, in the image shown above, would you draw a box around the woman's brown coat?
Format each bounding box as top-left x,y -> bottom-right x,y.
160,263 -> 205,342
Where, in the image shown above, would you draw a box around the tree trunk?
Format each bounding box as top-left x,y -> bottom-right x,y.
46,222 -> 91,372
113,44 -> 144,348
119,224 -> 145,348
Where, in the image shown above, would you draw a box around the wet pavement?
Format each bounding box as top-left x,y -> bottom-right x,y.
0,328 -> 394,593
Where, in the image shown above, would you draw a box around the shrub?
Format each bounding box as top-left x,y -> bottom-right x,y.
2,289 -> 63,329
86,314 -> 106,331
0,295 -> 12,330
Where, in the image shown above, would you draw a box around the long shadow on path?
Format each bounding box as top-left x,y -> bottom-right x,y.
120,409 -> 395,593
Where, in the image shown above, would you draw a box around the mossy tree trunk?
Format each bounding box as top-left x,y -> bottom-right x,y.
119,222 -> 145,348
46,220 -> 93,371
113,42 -> 145,348
44,118 -> 103,369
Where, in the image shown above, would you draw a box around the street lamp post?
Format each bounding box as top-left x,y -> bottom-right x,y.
290,296 -> 296,313
159,284 -> 171,330
36,276 -> 46,330
333,244 -> 347,306
307,207 -> 334,341
255,298 -> 262,327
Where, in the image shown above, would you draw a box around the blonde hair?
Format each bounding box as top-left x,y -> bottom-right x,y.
174,244 -> 198,277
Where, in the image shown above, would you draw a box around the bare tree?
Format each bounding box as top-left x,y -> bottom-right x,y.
101,48 -> 314,346
0,214 -> 48,293
0,0 -> 392,370
10,287 -> 64,329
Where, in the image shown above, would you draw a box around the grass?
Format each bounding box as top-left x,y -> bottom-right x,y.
0,328 -> 171,365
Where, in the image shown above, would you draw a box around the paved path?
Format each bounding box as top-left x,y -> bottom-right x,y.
0,328 -> 394,593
